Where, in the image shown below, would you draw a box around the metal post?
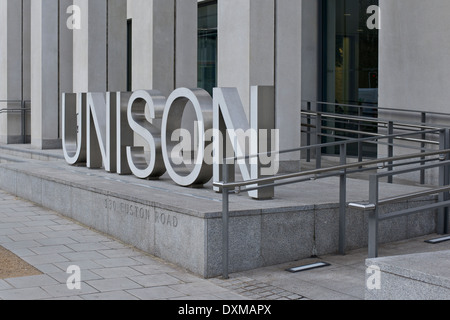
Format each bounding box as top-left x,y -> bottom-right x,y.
438,129 -> 447,235
21,100 -> 26,144
368,175 -> 379,258
438,128 -> 450,234
445,129 -> 450,234
339,143 -> 347,255
222,162 -> 230,280
387,121 -> 394,184
316,112 -> 322,169
306,102 -> 311,163
358,107 -> 363,163
420,113 -> 426,185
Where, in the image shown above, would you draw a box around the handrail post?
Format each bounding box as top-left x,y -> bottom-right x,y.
21,100 -> 26,144
387,121 -> 394,184
446,129 -> 450,234
316,104 -> 322,169
438,129 -> 450,234
222,162 -> 231,280
306,101 -> 311,163
420,112 -> 426,185
339,143 -> 347,255
358,107 -> 363,163
368,175 -> 379,258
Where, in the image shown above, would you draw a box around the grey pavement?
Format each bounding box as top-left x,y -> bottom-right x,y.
1,188 -> 449,300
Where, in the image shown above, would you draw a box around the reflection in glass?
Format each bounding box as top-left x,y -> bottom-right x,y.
198,1 -> 218,96
322,0 -> 379,157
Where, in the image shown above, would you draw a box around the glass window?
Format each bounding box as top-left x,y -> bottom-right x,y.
127,19 -> 132,92
198,0 -> 218,96
322,0 -> 379,157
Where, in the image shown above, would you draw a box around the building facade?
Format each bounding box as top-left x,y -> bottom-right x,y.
0,0 -> 447,165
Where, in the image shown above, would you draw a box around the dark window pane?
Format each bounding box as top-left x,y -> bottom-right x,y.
198,1 -> 217,96
322,0 -> 379,157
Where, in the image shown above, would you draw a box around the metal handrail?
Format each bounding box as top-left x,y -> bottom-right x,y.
0,100 -> 31,144
0,108 -> 31,114
214,137 -> 447,191
349,155 -> 450,258
224,128 -> 442,164
301,101 -> 445,182
302,100 -> 450,118
217,126 -> 450,279
302,109 -> 441,131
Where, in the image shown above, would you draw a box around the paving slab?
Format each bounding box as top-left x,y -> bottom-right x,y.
366,250 -> 450,300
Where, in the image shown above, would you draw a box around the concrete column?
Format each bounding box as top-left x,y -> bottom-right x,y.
175,0 -> 198,142
59,0 -> 74,97
30,0 -> 74,150
175,0 -> 198,89
378,0 -> 450,185
108,0 -> 128,92
30,0 -> 60,150
276,0 -> 304,171
128,0 -> 175,96
127,0 -> 197,91
127,0 -> 198,151
73,0 -> 107,93
379,0 -> 450,114
0,0 -> 30,144
218,0 -> 303,172
218,0 -> 275,118
301,0 -> 319,106
72,0 -> 127,90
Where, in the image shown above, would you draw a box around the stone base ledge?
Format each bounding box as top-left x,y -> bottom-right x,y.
366,250 -> 450,300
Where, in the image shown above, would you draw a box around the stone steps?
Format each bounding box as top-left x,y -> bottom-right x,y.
0,144 -> 64,162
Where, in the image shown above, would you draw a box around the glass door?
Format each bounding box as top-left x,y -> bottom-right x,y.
322,0 -> 379,157
198,0 -> 218,96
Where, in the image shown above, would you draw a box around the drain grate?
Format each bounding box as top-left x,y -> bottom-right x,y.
286,262 -> 331,273
425,235 -> 450,244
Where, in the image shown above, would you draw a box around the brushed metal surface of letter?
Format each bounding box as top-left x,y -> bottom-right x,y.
126,90 -> 166,179
116,92 -> 133,175
86,93 -> 116,172
213,86 -> 275,199
162,88 -> 213,187
62,93 -> 87,165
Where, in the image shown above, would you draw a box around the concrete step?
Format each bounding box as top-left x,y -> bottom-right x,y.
0,144 -> 64,162
0,153 -> 27,164
366,249 -> 450,300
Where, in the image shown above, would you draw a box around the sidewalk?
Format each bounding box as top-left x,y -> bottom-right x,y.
0,189 -> 301,300
1,188 -> 449,300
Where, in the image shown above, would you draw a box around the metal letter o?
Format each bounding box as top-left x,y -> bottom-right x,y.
162,88 -> 213,187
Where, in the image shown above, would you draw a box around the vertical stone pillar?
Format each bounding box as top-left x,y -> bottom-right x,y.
175,0 -> 198,141
276,0 -> 303,172
218,0 -> 275,117
72,0 -> 107,93
71,0 -> 128,92
30,0 -> 60,149
22,0 -> 31,142
218,0 -> 304,172
175,0 -> 198,88
59,0 -> 74,98
107,0 -> 128,92
128,0 -> 175,95
0,0 -> 30,144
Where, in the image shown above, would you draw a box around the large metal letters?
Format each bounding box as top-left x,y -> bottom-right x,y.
62,87 -> 276,199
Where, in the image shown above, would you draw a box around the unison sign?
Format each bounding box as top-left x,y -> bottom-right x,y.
62,86 -> 279,199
